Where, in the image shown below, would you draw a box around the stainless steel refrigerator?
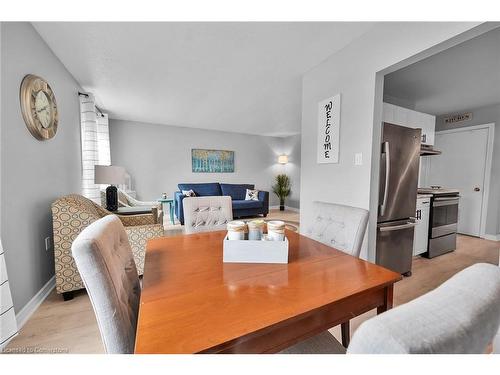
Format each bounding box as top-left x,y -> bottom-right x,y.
376,123 -> 421,276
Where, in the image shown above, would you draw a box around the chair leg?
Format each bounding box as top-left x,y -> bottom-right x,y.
62,291 -> 74,301
341,321 -> 350,348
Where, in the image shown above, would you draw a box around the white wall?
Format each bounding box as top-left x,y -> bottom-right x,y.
1,23 -> 83,312
109,119 -> 301,208
300,22 -> 481,261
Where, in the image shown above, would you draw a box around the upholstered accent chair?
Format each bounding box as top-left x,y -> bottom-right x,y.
298,201 -> 369,349
347,263 -> 500,354
71,215 -> 140,354
182,196 -> 233,234
52,194 -> 163,300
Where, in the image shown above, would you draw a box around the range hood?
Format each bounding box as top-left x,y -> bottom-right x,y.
420,144 -> 442,156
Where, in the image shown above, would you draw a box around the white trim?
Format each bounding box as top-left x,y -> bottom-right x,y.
15,276 -> 55,329
482,234 -> 500,242
435,123 -> 495,238
269,205 -> 300,212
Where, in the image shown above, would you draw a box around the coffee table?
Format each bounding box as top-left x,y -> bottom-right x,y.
135,230 -> 401,353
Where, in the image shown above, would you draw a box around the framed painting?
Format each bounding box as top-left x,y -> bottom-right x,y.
192,149 -> 235,173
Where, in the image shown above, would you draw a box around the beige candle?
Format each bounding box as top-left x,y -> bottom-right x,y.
248,219 -> 265,240
226,221 -> 247,240
267,220 -> 285,241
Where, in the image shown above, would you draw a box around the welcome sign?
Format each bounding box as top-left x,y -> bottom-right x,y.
317,94 -> 340,164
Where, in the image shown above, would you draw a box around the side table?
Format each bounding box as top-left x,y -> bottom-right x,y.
158,198 -> 175,225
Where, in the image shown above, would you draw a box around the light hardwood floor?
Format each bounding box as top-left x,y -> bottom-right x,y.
4,209 -> 498,354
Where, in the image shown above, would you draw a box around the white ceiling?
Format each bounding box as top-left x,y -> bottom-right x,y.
384,27 -> 500,116
33,22 -> 374,136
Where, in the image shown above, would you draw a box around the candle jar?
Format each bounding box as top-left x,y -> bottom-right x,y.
247,219 -> 265,240
267,220 -> 286,241
226,221 -> 247,240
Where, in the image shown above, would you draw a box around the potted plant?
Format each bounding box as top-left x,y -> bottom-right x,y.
272,174 -> 291,211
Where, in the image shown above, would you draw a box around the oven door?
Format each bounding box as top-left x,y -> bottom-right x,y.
431,196 -> 459,238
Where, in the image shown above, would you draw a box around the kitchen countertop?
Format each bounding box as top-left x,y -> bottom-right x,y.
418,187 -> 460,195
417,193 -> 433,199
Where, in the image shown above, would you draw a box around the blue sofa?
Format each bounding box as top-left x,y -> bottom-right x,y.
174,183 -> 269,225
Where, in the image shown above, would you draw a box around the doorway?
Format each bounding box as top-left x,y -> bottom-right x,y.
421,124 -> 494,237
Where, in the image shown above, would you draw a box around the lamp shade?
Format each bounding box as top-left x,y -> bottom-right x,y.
94,165 -> 126,185
278,155 -> 288,164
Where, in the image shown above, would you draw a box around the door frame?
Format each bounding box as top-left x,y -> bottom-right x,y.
428,123 -> 495,238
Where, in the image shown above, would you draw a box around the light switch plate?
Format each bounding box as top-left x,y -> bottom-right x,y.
355,153 -> 363,165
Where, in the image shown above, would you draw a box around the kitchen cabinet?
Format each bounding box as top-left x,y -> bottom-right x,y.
382,102 -> 436,146
413,196 -> 431,256
421,112 -> 435,146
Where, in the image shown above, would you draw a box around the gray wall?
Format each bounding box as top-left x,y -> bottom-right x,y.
436,103 -> 500,235
300,22 -> 479,261
109,119 -> 301,208
1,23 -> 83,312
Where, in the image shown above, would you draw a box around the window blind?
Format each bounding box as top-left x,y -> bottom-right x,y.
79,93 -> 111,204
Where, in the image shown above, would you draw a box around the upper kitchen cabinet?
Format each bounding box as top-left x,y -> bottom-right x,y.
382,102 -> 436,146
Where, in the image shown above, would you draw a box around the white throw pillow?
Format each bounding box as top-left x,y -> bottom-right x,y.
182,189 -> 196,197
245,189 -> 259,201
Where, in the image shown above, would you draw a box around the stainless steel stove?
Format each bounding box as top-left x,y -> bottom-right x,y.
417,186 -> 460,258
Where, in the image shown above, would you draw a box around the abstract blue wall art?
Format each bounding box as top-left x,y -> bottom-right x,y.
191,149 -> 235,173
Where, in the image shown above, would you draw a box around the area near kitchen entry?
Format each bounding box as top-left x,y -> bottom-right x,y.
374,26 -> 500,277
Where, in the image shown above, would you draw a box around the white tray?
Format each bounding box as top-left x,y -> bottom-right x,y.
223,235 -> 289,264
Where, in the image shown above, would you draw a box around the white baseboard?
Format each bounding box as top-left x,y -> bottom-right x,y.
269,205 -> 300,212
16,276 -> 55,329
482,234 -> 500,241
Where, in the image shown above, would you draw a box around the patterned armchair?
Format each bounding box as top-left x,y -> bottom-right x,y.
52,194 -> 164,300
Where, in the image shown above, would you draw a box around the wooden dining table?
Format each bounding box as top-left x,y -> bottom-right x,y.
134,230 -> 401,354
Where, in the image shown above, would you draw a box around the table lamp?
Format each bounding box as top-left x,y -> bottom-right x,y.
94,165 -> 126,211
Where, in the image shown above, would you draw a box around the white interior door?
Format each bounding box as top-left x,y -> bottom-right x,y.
426,127 -> 489,237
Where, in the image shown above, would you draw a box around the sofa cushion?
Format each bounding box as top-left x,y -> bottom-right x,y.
178,183 -> 221,197
220,183 -> 255,201
245,189 -> 260,201
232,200 -> 263,210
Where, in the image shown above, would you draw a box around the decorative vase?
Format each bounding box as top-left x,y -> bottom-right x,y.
280,199 -> 285,211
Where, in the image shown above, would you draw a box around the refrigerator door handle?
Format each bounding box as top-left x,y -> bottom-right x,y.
380,141 -> 390,216
379,221 -> 417,232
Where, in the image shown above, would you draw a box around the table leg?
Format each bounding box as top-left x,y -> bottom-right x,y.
160,202 -> 166,223
341,321 -> 350,348
377,284 -> 394,315
169,202 -> 175,225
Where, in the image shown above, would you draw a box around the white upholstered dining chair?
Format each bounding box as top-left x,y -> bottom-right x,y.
182,196 -> 233,234
305,201 -> 369,347
305,201 -> 369,258
71,215 -> 141,354
282,262 -> 500,354
347,263 -> 500,354
495,253 -> 500,354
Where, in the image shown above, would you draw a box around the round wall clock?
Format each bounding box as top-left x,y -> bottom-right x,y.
20,74 -> 59,140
